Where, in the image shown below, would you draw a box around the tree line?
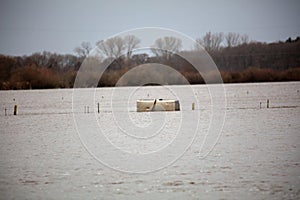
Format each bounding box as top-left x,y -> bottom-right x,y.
0,32 -> 299,89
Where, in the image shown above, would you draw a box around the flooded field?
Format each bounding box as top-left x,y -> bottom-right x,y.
0,82 -> 299,199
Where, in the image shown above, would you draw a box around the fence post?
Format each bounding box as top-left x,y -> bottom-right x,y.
13,105 -> 17,115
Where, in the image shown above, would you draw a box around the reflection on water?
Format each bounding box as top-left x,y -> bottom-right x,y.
0,82 -> 299,199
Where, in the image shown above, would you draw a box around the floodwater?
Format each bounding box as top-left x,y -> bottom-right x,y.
0,82 -> 299,199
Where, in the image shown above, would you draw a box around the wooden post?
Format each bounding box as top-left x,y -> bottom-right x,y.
13,105 -> 17,115
97,103 -> 100,113
267,99 -> 269,108
192,102 -> 195,110
5,107 -> 7,116
259,102 -> 262,109
87,106 -> 89,113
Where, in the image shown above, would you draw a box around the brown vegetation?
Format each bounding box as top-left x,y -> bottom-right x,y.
0,54 -> 77,89
0,34 -> 299,89
220,67 -> 300,83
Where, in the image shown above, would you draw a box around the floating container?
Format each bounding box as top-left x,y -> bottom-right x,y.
137,99 -> 180,112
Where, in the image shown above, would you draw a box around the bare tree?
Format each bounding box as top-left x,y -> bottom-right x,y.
211,32 -> 224,51
96,36 -> 126,59
195,38 -> 203,51
197,31 -> 223,52
74,42 -> 92,57
96,40 -> 111,58
124,35 -> 141,58
96,35 -> 141,60
152,36 -> 182,59
225,32 -> 241,47
240,34 -> 249,44
225,33 -> 249,47
199,32 -> 211,51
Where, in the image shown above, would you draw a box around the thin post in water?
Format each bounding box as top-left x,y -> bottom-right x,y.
267,99 -> 269,108
13,105 -> 17,115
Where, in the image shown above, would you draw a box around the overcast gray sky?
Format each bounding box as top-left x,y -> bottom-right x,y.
0,0 -> 299,55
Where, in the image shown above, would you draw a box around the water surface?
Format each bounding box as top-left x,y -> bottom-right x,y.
0,82 -> 299,199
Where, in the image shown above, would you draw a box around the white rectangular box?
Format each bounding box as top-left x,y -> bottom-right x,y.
136,99 -> 180,112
